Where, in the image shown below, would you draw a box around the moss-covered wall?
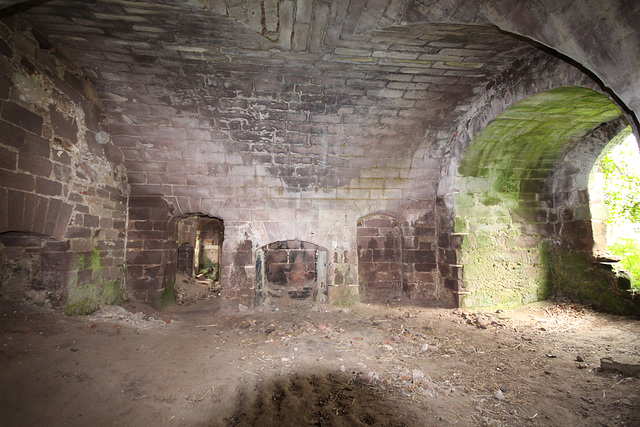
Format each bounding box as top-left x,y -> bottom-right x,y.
456,87 -> 623,310
66,246 -> 125,315
541,242 -> 636,314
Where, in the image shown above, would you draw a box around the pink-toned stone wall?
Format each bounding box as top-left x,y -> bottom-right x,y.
0,18 -> 128,313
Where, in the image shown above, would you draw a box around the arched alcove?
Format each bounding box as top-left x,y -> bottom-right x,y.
0,232 -> 70,307
356,214 -> 404,304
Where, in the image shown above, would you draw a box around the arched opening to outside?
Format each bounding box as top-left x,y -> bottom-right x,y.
174,216 -> 224,304
589,128 -> 640,293
452,86 -> 635,312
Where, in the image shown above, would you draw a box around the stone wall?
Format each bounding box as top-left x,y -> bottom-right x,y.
8,0 -> 639,313
0,18 -> 128,314
21,2 -> 541,310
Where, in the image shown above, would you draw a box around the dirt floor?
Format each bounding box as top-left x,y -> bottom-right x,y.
1,297 -> 639,426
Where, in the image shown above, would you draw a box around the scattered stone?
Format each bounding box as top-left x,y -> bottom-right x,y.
495,389 -> 505,400
88,304 -> 169,329
238,304 -> 248,312
576,355 -> 584,362
620,398 -> 634,407
476,316 -> 491,329
6,325 -> 33,334
600,356 -> 640,376
359,371 -> 379,384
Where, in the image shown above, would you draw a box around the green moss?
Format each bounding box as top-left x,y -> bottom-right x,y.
65,247 -> 125,315
334,265 -> 358,305
454,216 -> 468,233
459,197 -> 547,310
332,284 -> 359,305
66,278 -> 124,315
456,87 -> 625,312
541,243 -> 633,315
160,278 -> 176,308
481,194 -> 502,206
90,247 -> 104,273
199,255 -> 219,281
459,87 -> 621,205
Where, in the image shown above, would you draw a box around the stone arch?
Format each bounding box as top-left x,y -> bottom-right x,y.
356,214 -> 404,304
551,120 -> 630,254
432,43 -> 637,308
399,0 -> 640,130
447,87 -> 632,311
0,192 -> 74,241
125,195 -> 227,307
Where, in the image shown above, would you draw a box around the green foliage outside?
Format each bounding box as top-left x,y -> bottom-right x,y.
600,139 -> 640,224
608,239 -> 640,289
600,132 -> 640,289
199,257 -> 219,281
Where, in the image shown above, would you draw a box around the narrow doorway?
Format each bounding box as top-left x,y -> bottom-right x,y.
175,216 -> 224,304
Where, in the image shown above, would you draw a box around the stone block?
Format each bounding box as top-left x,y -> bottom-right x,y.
6,189 -> 24,231
20,146 -> 54,174
44,197 -> 63,236
49,105 -> 78,142
83,214 -> 100,228
0,169 -> 35,191
600,356 -> 640,376
35,177 -> 62,196
0,145 -> 16,169
1,101 -> 43,135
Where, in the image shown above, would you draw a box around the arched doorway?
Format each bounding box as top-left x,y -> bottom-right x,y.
588,128 -> 640,294
174,215 -> 224,303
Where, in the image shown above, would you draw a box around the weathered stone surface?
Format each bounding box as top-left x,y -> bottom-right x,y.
0,0 -> 634,312
0,18 -> 128,313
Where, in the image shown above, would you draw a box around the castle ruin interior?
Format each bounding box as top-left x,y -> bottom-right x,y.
1,0 -> 639,425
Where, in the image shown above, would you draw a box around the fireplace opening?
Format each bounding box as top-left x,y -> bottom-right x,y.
256,240 -> 327,306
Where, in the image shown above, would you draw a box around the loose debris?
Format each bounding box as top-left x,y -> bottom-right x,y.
2,299 -> 640,426
453,310 -> 506,329
175,272 -> 220,305
87,304 -> 171,329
